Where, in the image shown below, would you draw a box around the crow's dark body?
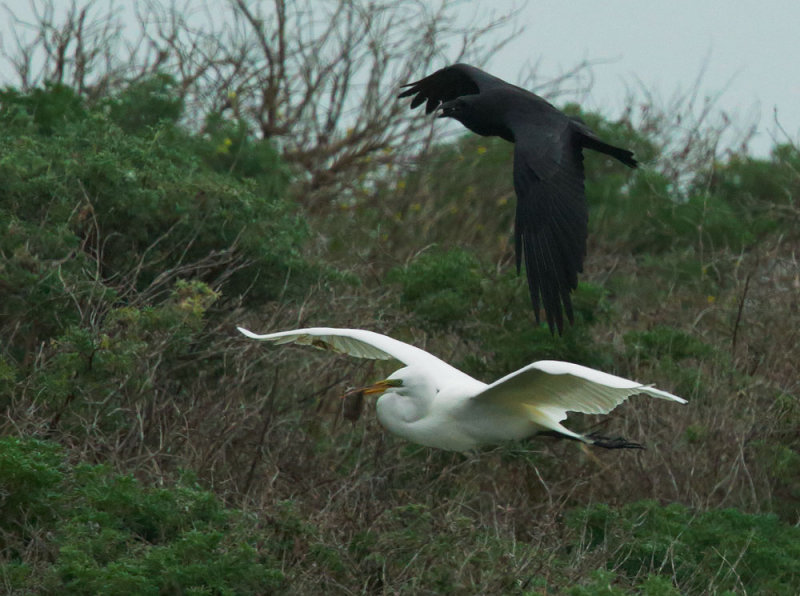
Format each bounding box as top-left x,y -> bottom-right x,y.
400,64 -> 637,334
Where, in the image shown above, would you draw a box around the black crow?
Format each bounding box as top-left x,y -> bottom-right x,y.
399,63 -> 637,334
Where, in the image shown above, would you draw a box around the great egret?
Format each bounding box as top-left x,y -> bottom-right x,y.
400,64 -> 637,334
237,326 -> 685,451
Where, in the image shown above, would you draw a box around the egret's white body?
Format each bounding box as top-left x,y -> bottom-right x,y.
237,326 -> 686,451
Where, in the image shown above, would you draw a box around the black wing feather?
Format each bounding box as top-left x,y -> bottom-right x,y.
398,63 -> 508,114
513,122 -> 587,334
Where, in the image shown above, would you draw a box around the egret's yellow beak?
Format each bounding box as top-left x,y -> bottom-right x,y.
341,378 -> 402,399
363,378 -> 402,395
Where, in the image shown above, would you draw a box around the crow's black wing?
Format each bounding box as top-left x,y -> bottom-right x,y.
398,63 -> 510,113
512,119 -> 588,334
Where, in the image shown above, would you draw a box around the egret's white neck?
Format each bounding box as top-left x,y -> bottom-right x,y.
375,393 -> 427,440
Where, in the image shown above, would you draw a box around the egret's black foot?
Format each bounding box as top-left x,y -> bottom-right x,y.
587,432 -> 645,450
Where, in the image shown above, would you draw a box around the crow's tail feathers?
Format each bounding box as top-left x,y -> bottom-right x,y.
568,118 -> 638,168
580,135 -> 638,168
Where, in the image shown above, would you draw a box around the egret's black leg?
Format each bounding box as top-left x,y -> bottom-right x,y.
536,430 -> 582,443
586,432 -> 645,450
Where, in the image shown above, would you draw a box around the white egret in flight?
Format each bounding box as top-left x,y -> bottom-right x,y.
237,326 -> 686,451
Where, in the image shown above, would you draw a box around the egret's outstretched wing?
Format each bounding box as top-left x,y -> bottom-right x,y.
236,326 -> 469,378
474,360 -> 686,424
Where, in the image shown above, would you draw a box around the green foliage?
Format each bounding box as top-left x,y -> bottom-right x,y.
589,168 -> 758,254
387,247 -> 483,328
70,465 -> 225,543
563,106 -> 660,165
13,434 -> 800,596
560,570 -> 681,596
48,525 -> 282,595
0,82 -> 311,355
622,327 -> 718,399
403,135 -> 515,224
199,111 -> 287,194
0,356 -> 15,400
0,438 -> 285,594
327,134 -> 516,269
559,108 -> 791,258
709,144 -> 800,231
0,83 -> 86,134
569,500 -> 800,594
624,326 -> 713,363
105,74 -> 183,132
0,437 -> 64,534
23,280 -> 225,440
751,437 -> 800,520
0,81 -> 323,460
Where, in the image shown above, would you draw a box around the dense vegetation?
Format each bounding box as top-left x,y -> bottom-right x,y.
1,2 -> 799,593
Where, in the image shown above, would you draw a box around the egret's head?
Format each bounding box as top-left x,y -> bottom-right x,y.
345,367 -> 437,402
385,367 -> 439,401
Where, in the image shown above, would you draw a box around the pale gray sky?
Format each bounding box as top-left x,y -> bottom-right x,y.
485,0 -> 799,157
2,0 -> 796,157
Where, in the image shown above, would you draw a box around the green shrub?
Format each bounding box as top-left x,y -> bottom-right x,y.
569,500 -> 800,594
0,82 -> 321,447
624,326 -> 713,363
0,438 -> 285,594
105,74 -> 183,132
387,247 -> 483,328
708,144 -> 800,236
589,169 -> 757,254
0,83 -> 86,134
0,82 -> 312,358
0,437 -> 64,534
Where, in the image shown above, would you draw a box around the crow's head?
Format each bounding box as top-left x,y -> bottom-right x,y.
437,96 -> 509,141
437,98 -> 471,122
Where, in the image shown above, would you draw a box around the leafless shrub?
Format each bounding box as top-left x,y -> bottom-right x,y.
623,62 -> 758,194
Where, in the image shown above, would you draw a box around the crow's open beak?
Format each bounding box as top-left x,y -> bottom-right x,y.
436,105 -> 450,119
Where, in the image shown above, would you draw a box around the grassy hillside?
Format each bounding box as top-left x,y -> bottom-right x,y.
1,44 -> 800,596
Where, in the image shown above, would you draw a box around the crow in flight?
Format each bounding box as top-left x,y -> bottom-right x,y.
399,64 -> 637,334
